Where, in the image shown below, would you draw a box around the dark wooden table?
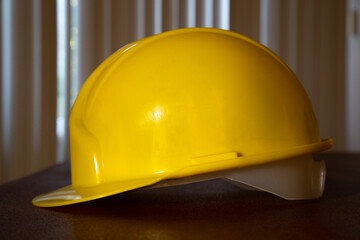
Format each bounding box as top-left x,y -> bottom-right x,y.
0,153 -> 359,239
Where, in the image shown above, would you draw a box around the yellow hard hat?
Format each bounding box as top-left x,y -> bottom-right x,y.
33,28 -> 332,207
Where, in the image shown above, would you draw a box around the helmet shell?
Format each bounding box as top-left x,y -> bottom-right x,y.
70,28 -> 329,187
33,28 -> 332,207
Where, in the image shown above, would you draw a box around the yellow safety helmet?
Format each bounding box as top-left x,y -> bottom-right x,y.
33,28 -> 332,207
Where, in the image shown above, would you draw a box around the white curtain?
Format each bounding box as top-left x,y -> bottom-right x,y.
346,0 -> 360,151
1,0 -> 357,184
1,0 -> 57,183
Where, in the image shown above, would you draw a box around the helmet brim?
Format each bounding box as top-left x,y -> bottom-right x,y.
33,139 -> 332,207
32,174 -> 168,207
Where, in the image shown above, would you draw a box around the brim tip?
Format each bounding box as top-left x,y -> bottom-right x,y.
32,185 -> 84,207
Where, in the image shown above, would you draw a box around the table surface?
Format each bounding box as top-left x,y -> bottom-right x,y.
0,153 -> 359,240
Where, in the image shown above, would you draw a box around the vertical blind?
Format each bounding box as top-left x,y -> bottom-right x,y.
1,0 -> 57,183
346,0 -> 360,151
0,0 -> 357,184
